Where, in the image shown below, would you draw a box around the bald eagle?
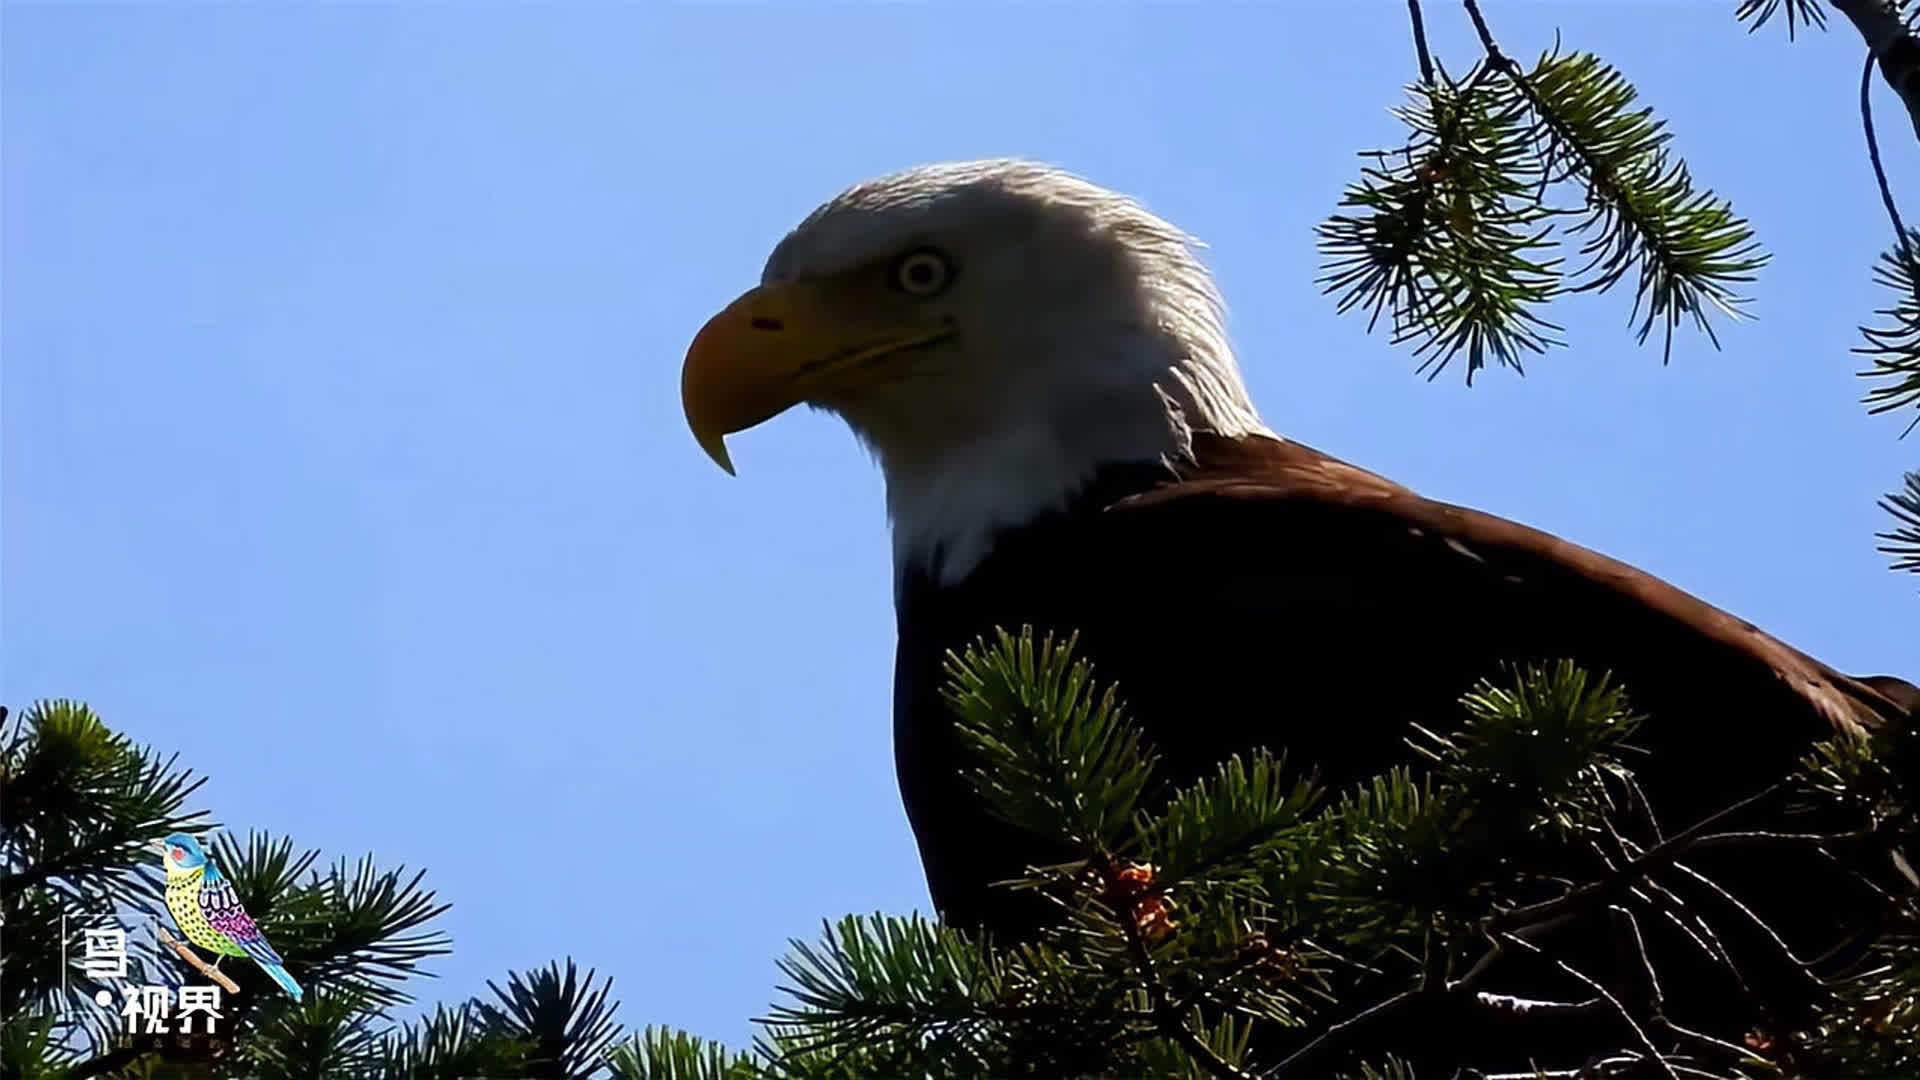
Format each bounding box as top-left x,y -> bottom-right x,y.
682,160 -> 1914,1063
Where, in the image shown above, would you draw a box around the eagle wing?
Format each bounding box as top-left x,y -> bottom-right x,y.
1117,433 -> 1913,739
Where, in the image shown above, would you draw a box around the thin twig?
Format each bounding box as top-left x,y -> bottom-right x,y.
1863,49 -> 1913,258
1655,1015 -> 1764,1066
1407,0 -> 1437,85
1668,860 -> 1822,976
1472,990 -> 1605,1018
1497,931 -> 1681,1080
1639,884 -> 1745,991
1459,0 -> 1604,186
1449,901 -> 1586,993
1475,1065 -> 1650,1080
1487,783 -> 1784,937
1259,989 -> 1416,1079
1688,829 -> 1856,849
1610,904 -> 1664,1016
1108,876 -> 1254,1080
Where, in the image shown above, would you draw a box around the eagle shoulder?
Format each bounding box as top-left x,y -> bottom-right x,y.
1107,433 -> 1911,739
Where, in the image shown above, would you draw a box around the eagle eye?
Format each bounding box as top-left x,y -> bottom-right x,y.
890,249 -> 953,297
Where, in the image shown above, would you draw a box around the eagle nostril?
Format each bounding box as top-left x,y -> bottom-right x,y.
750,317 -> 784,332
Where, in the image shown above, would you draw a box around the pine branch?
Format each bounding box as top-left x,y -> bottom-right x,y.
1138,751 -> 1320,887
1879,470 -> 1920,574
1462,5 -> 1768,363
1317,65 -> 1564,383
375,1002 -> 535,1080
623,651 -> 1910,1076
763,914 -> 1019,1058
1857,232 -> 1920,429
1790,917 -> 1920,1070
942,628 -> 1157,856
273,845 -> 455,1010
1480,782 -> 1787,940
1417,661 -> 1642,835
1112,870 -> 1258,1080
1406,0 -> 1436,85
1,700 -> 210,904
242,985 -> 385,1080
477,959 -> 623,1080
1334,7 -> 1766,376
608,1026 -> 761,1080
0,1010 -> 78,1080
1736,0 -> 1830,39
0,701 -> 211,1050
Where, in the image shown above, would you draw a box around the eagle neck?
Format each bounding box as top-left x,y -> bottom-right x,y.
889,447 -> 1183,598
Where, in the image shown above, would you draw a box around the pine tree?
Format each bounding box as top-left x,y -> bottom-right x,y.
0,701 -> 620,1079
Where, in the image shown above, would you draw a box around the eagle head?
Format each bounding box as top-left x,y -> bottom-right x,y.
681,159 -> 1269,583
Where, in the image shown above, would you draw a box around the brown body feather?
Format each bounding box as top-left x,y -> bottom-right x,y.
893,432 -> 1912,1068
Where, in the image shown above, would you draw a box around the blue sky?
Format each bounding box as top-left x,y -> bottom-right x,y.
6,0 -> 1914,1053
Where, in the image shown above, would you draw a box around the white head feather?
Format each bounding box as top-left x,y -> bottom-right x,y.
762,159 -> 1273,585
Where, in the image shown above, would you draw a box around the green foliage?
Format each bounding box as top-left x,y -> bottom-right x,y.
1418,659 -> 1641,835
0,700 -> 208,910
477,960 -> 623,1079
1792,921 -> 1920,1073
1736,0 -> 1828,39
11,630 -> 1915,1079
1,1010 -> 75,1080
942,628 -> 1156,855
763,914 -> 1020,1072
1777,723 -> 1920,1072
1138,750 -> 1320,887
239,988 -> 384,1080
1321,45 -> 1763,380
768,914 -> 1008,1047
1,701 -> 208,1051
1859,231 -> 1920,432
1525,50 -> 1766,359
1881,470 -> 1920,576
0,699 -> 603,1080
606,1027 -> 757,1080
1317,67 -> 1563,381
374,1002 -> 532,1080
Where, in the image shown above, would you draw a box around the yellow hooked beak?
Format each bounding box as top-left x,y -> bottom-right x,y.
680,280 -> 954,473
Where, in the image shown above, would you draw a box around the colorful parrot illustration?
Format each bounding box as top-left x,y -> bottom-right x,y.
152,832 -> 303,1001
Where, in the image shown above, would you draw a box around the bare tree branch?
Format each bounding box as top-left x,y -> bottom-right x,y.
1832,0 -> 1920,142
1408,0 -> 1437,85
